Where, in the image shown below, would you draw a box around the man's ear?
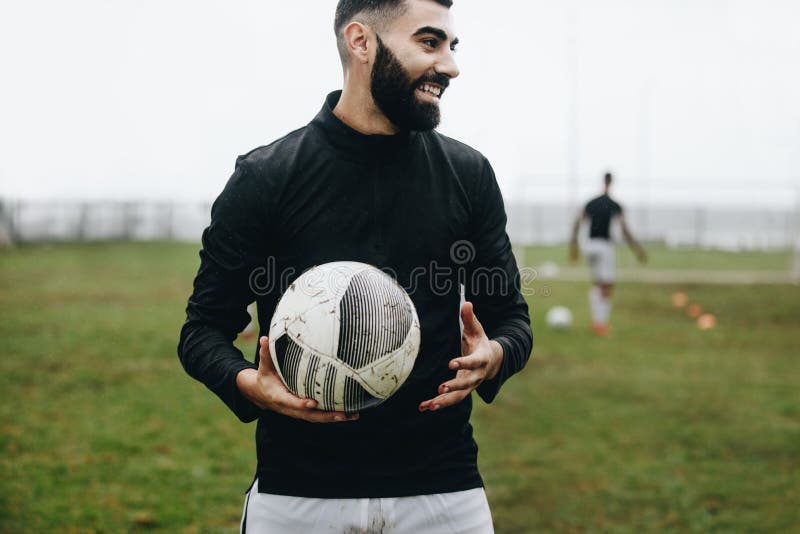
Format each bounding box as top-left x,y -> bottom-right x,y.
343,21 -> 372,65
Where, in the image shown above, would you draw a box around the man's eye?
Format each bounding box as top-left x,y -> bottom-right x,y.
422,39 -> 438,48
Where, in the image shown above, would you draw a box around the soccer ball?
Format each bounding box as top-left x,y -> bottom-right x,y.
546,306 -> 573,330
268,261 -> 420,412
538,261 -> 560,279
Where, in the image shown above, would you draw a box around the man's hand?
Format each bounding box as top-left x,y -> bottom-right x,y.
236,336 -> 359,423
635,246 -> 647,264
419,302 -> 503,412
569,241 -> 579,263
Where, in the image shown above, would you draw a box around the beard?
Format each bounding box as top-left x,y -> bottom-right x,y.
370,35 -> 449,132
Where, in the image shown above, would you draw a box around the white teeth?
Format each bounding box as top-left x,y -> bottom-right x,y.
419,84 -> 442,96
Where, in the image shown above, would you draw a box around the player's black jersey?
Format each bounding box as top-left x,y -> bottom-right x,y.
585,194 -> 622,240
178,91 -> 533,498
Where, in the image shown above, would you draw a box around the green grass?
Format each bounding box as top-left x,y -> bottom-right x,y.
478,279 -> 799,532
1,242 -> 798,533
520,244 -> 794,272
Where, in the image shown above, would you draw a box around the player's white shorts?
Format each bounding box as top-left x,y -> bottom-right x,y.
240,480 -> 494,533
583,238 -> 616,284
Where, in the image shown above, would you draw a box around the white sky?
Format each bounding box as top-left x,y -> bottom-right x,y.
1,0 -> 799,208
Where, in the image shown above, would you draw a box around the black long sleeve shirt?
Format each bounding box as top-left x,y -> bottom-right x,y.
178,91 -> 533,498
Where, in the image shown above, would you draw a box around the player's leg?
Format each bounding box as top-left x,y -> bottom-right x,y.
588,240 -> 615,335
585,240 -> 604,331
597,242 -> 617,331
588,283 -> 604,331
597,282 -> 614,332
589,284 -> 612,335
386,488 -> 494,533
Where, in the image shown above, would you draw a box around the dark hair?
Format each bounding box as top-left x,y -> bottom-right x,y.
604,172 -> 613,186
334,0 -> 454,64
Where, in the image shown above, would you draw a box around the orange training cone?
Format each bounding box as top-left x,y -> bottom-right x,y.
687,303 -> 703,319
672,292 -> 688,308
697,313 -> 717,330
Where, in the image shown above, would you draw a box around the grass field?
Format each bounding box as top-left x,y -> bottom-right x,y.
521,244 -> 795,273
1,242 -> 798,533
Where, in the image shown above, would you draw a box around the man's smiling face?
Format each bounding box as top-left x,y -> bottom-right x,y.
369,0 -> 460,131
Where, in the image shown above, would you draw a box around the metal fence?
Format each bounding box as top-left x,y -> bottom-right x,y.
0,200 -> 210,245
0,198 -> 797,252
506,203 -> 798,250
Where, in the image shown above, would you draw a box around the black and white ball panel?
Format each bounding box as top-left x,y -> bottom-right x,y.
337,270 -> 413,368
273,334 -> 384,411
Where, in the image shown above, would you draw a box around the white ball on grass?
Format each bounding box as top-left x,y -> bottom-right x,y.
545,305 -> 573,330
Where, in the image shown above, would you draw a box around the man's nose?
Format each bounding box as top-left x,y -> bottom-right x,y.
436,50 -> 460,80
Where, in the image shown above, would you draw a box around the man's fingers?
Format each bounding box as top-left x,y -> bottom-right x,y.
269,386 -> 318,411
418,390 -> 469,412
286,407 -> 360,424
438,373 -> 481,394
259,337 -> 287,379
258,336 -> 276,370
270,386 -> 360,422
259,336 -> 271,358
253,348 -> 315,410
449,353 -> 488,371
253,336 -> 361,423
271,383 -> 360,422
300,410 -> 359,424
460,301 -> 485,338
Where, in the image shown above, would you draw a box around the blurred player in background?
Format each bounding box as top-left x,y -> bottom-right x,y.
570,172 -> 646,335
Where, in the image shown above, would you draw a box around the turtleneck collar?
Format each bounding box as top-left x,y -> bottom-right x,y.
310,91 -> 419,160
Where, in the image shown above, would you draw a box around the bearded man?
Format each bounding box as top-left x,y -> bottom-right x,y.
178,1 -> 533,532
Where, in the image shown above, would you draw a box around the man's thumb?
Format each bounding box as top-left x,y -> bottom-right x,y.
258,336 -> 274,371
460,301 -> 483,336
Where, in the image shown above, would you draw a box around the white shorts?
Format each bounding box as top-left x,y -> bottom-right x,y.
240,480 -> 494,533
583,239 -> 616,284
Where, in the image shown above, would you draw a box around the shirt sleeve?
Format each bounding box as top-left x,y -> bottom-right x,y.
466,158 -> 534,404
177,158 -> 272,423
